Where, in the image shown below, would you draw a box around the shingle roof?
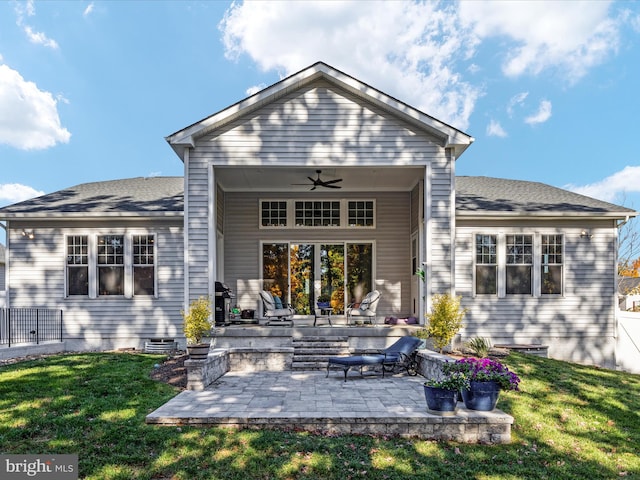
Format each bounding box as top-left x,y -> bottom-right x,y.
0,175 -> 634,220
456,176 -> 636,217
0,177 -> 183,217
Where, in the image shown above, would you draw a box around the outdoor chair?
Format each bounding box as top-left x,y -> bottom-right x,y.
346,290 -> 381,325
326,336 -> 421,381
259,290 -> 295,326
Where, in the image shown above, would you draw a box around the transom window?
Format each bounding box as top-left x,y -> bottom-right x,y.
260,199 -> 375,229
348,201 -> 374,227
261,201 -> 287,227
295,201 -> 340,227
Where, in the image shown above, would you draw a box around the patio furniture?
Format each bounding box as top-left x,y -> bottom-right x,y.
313,305 -> 332,326
326,336 -> 422,381
346,290 -> 381,325
259,290 -> 295,325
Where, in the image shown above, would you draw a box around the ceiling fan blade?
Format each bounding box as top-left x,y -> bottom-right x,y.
321,178 -> 343,185
308,176 -> 317,183
322,184 -> 342,189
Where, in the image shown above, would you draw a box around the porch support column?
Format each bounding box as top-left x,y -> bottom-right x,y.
183,148 -> 191,309
209,164 -> 217,300
449,148 -> 456,297
422,163 -> 432,319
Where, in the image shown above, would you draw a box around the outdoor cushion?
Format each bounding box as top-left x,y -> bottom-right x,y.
273,296 -> 284,309
327,355 -> 385,381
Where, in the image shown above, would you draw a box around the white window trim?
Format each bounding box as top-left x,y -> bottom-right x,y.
64,232 -> 157,299
473,231 -> 564,298
258,199 -> 376,229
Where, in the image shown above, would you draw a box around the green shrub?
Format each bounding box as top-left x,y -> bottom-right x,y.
182,296 -> 212,344
425,293 -> 467,353
465,336 -> 491,357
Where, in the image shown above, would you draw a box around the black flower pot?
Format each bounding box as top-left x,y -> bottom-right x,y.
461,381 -> 500,411
423,385 -> 459,416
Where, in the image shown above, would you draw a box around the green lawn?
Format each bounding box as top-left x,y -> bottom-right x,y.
0,351 -> 638,479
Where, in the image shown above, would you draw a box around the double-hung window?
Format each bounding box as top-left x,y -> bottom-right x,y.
475,234 -> 497,295
474,232 -> 563,297
541,235 -> 563,294
98,235 -> 124,296
133,235 -> 155,295
66,236 -> 89,296
506,235 -> 533,295
65,233 -> 156,298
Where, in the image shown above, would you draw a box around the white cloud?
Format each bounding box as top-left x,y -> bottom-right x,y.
566,166 -> 640,203
246,83 -> 267,96
83,3 -> 95,18
459,0 -> 620,83
524,100 -> 552,125
219,1 -> 481,130
23,25 -> 59,50
486,119 -> 507,137
14,0 -> 59,50
0,64 -> 71,150
507,92 -> 528,117
0,183 -> 45,204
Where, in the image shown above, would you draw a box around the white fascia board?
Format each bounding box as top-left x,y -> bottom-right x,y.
456,211 -> 638,221
0,212 -> 183,220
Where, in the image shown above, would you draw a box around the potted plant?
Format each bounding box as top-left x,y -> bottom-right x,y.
416,293 -> 467,353
182,296 -> 213,360
423,366 -> 469,416
448,357 -> 521,411
317,294 -> 331,309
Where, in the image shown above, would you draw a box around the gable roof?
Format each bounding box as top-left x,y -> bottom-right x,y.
166,61 -> 474,159
456,176 -> 637,219
0,177 -> 183,219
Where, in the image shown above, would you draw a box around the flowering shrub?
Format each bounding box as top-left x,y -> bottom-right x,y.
424,371 -> 469,391
443,357 -> 521,391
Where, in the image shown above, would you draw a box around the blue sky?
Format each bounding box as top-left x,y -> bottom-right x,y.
1,0 -> 640,245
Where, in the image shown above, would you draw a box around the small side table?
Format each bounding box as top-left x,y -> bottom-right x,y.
314,307 -> 332,326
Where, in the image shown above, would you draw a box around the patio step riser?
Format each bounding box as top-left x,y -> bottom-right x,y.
291,362 -> 331,370
291,342 -> 349,349
292,348 -> 350,354
291,335 -> 350,370
293,336 -> 348,342
292,355 -> 349,362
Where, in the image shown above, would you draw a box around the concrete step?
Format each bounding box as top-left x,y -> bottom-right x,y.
291,361 -> 330,370
291,346 -> 350,354
292,341 -> 349,349
293,336 -> 348,342
292,352 -> 345,362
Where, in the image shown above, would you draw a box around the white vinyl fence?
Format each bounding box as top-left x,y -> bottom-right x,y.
617,311 -> 640,374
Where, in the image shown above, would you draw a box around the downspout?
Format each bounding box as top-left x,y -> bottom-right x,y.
449,148 -> 456,296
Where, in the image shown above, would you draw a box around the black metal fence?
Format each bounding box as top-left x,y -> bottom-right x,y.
0,308 -> 63,347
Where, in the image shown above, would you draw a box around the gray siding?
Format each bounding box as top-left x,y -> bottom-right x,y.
455,219 -> 619,368
222,191 -> 412,318
185,78 -> 452,310
6,219 -> 184,349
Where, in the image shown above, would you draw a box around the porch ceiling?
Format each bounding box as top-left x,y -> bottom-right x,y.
214,166 -> 425,192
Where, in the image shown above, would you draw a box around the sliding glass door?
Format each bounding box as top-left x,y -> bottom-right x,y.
262,241 -> 373,315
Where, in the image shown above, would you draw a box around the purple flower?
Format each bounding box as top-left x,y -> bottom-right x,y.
443,357 -> 521,391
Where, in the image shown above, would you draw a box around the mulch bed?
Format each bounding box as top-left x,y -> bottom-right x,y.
149,353 -> 188,390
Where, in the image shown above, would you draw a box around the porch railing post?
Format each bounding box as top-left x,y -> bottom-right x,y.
36,309 -> 40,345
7,308 -> 11,348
